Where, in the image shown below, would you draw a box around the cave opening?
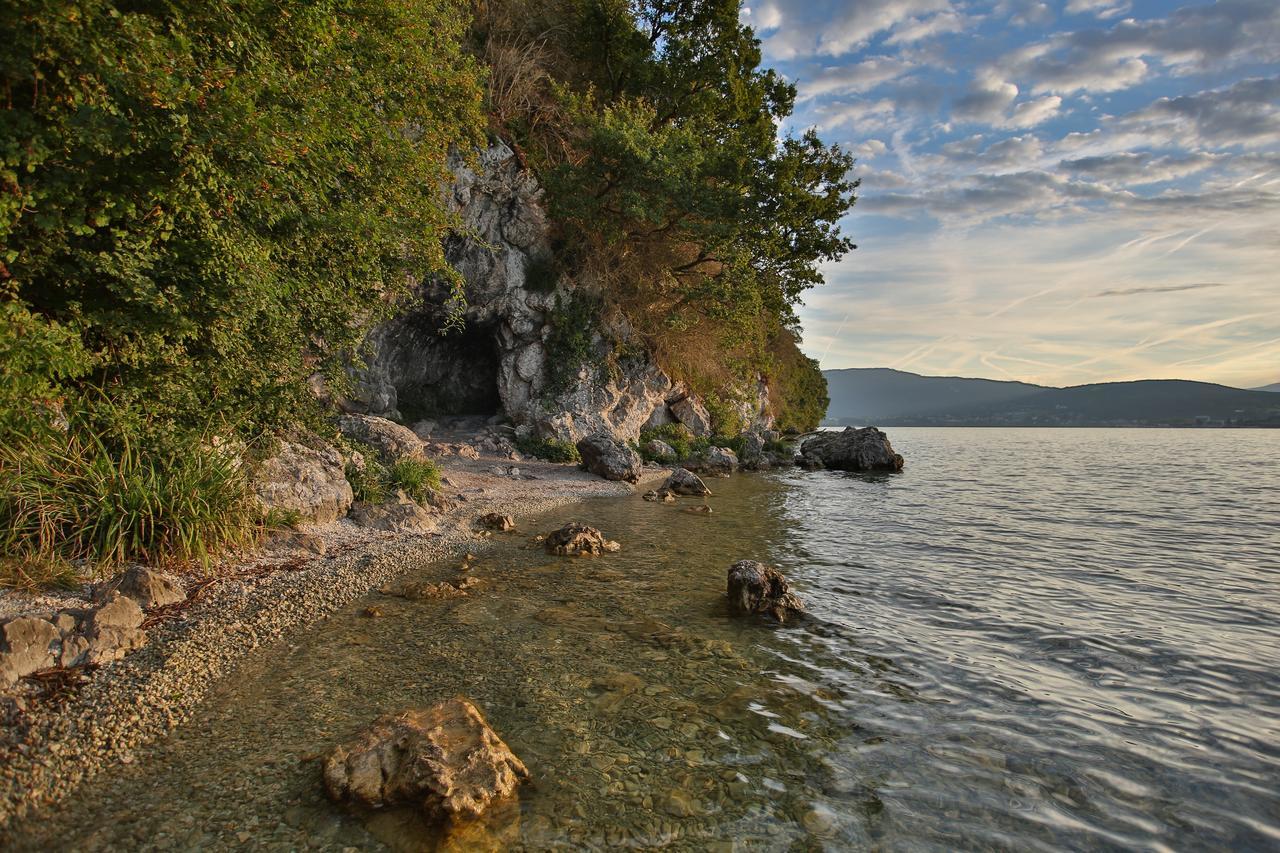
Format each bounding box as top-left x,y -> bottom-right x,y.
389,318 -> 503,422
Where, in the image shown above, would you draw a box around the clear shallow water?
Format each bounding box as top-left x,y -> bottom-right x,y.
14,428 -> 1280,851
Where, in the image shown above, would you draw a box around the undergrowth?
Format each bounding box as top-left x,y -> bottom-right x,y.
516,435 -> 580,463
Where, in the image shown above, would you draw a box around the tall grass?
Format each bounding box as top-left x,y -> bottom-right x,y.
0,420 -> 257,572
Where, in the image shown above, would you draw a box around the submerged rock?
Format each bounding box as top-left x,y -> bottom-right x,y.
661,467 -> 711,496
544,522 -> 621,556
726,560 -> 804,623
642,489 -> 676,503
478,513 -> 515,531
323,698 -> 529,820
799,426 -> 904,472
575,433 -> 642,483
251,440 -> 353,524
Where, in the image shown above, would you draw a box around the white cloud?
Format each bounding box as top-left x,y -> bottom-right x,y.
796,57 -> 915,100
760,0 -> 953,60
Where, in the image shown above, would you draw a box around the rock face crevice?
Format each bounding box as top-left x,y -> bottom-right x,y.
346,143 -> 773,444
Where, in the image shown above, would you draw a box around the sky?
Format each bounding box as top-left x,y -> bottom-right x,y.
742,0 -> 1280,389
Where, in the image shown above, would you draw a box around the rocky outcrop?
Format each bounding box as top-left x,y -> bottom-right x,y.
575,433 -> 642,483
544,522 -> 620,556
669,396 -> 712,436
727,560 -> 804,623
799,426 -> 904,472
251,440 -> 353,524
344,142 -> 774,449
323,698 -> 529,820
683,446 -> 738,477
337,414 -> 425,463
662,468 -> 711,496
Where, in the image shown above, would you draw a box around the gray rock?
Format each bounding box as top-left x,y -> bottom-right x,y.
251,440 -> 353,524
642,439 -> 677,461
661,468 -> 711,496
104,567 -> 185,610
727,560 -> 804,623
60,593 -> 147,667
684,446 -> 738,477
410,419 -> 437,440
478,513 -> 515,531
323,699 -> 529,821
669,397 -> 712,436
337,414 -> 425,463
799,426 -> 904,472
576,433 -> 642,483
0,617 -> 61,687
349,495 -> 436,534
544,523 -> 621,556
739,432 -> 766,469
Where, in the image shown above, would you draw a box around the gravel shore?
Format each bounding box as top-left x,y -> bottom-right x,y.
0,456 -> 667,835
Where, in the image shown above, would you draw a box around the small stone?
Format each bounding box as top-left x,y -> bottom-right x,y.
362,606 -> 383,618
478,513 -> 515,531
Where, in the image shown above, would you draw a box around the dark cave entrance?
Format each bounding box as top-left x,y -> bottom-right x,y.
390,318 -> 503,422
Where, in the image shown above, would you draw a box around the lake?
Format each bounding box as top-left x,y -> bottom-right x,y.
13,428 -> 1280,851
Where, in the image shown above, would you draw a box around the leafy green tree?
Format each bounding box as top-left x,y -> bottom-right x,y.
1,0 -> 484,435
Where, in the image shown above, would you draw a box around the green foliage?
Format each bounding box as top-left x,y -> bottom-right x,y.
516,435 -> 581,463
262,506 -> 303,531
0,553 -> 83,594
2,0 -> 484,436
0,414 -> 257,571
767,332 -> 829,433
704,393 -> 747,438
345,458 -> 389,505
389,458 -> 442,503
544,292 -> 600,393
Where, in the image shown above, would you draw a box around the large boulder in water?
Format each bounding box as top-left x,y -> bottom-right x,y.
661,468 -> 711,496
544,522 -> 620,556
727,560 -> 804,623
323,698 -> 529,821
799,427 -> 903,472
575,433 -> 642,483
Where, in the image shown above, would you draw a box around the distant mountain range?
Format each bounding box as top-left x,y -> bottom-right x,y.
822,368 -> 1280,427
1255,382 -> 1280,393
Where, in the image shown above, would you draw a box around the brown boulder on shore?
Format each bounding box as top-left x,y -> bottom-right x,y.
323,698 -> 529,821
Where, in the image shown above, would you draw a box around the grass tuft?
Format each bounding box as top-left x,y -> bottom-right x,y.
388,458 -> 442,503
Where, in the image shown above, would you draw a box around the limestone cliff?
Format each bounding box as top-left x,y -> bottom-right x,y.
345,144 -> 772,443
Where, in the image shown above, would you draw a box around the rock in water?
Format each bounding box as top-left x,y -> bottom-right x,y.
544,522 -> 621,556
323,698 -> 529,821
575,433 -> 642,483
661,467 -> 711,496
799,426 -> 904,472
478,513 -> 515,531
726,560 -> 804,623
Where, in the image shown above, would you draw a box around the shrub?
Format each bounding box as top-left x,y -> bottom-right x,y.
389,458 -> 443,503
0,553 -> 83,594
639,423 -> 693,461
0,418 -> 257,571
346,458 -> 389,505
516,435 -> 581,463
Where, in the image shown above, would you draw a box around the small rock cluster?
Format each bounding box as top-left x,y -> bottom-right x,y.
323,698 -> 529,820
0,567 -> 184,687
544,522 -> 621,556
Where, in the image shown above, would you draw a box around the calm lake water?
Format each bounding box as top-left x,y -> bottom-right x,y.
14,428 -> 1280,851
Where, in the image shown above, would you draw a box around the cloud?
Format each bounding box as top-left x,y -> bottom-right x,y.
796,57 -> 915,99
1059,152 -> 1219,185
993,0 -> 1280,94
885,10 -> 968,45
1112,76 -> 1280,149
1091,282 -> 1228,297
953,74 -> 1061,127
753,0 -> 953,60
1065,0 -> 1131,20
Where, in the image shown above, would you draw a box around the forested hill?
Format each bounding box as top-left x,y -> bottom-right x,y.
824,370 -> 1280,427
